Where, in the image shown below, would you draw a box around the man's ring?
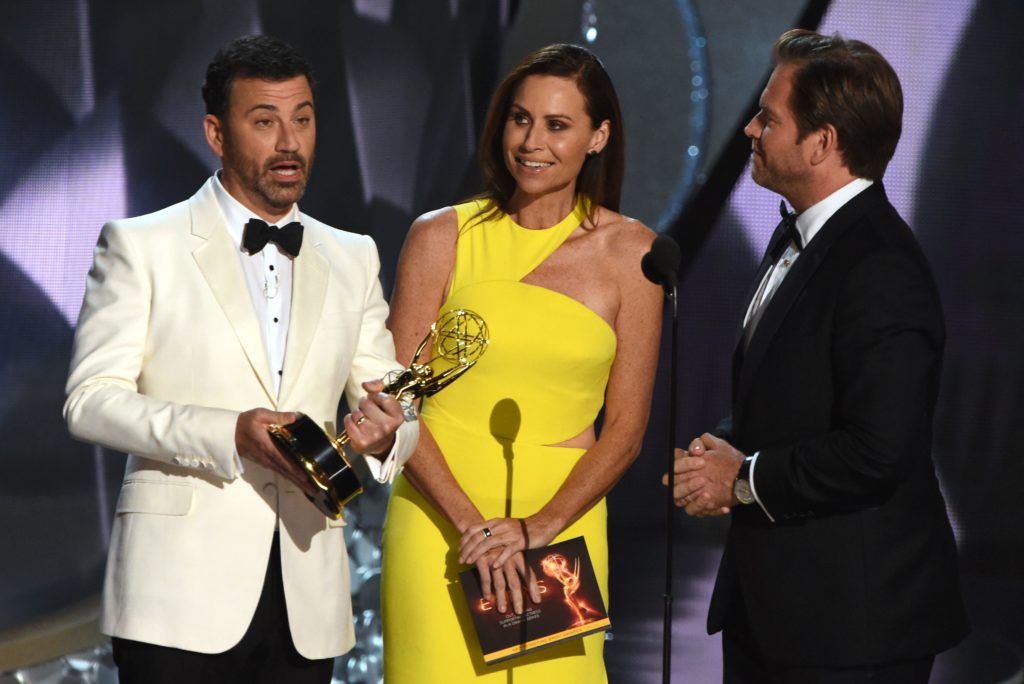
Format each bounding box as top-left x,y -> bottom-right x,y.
355,415 -> 367,426
482,527 -> 492,538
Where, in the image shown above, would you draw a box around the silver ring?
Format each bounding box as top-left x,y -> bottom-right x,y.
482,527 -> 492,538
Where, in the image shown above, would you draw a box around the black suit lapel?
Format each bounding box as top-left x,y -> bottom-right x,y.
732,221 -> 792,396
734,183 -> 889,414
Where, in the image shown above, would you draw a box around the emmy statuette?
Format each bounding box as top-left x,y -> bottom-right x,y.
268,309 -> 489,519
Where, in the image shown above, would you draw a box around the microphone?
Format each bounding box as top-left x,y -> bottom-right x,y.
642,234 -> 681,290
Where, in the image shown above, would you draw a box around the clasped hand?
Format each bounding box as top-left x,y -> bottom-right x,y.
662,433 -> 745,516
458,517 -> 544,615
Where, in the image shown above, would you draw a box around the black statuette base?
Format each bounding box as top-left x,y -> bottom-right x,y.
269,413 -> 363,519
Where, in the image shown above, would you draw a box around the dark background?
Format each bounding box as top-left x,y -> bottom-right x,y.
1,1 -> 1019,681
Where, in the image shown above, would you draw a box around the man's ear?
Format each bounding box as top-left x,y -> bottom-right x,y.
809,123 -> 839,166
203,114 -> 225,158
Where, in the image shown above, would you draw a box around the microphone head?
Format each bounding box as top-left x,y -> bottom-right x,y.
642,234 -> 681,286
641,251 -> 661,284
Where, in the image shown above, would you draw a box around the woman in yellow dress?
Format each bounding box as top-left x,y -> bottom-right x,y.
382,43 -> 662,682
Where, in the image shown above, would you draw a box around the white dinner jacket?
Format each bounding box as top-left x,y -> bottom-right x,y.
64,178 -> 417,658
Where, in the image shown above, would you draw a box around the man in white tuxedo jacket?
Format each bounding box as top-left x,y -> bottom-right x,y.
64,36 -> 417,683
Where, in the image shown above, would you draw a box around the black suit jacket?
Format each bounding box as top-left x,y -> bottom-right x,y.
709,183 -> 968,667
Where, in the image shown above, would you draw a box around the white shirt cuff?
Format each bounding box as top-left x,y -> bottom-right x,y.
232,451 -> 246,476
363,429 -> 404,484
747,451 -> 775,523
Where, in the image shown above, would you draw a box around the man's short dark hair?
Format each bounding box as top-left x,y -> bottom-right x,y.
202,35 -> 315,121
773,29 -> 903,181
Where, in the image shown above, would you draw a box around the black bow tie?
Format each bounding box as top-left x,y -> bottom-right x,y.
769,201 -> 802,260
243,219 -> 303,257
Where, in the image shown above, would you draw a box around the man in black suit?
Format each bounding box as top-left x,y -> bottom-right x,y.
670,30 -> 968,683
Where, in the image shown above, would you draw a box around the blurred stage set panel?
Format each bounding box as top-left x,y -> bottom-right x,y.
1,0 -> 1020,682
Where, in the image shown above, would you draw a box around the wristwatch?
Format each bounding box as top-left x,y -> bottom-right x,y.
733,455 -> 755,505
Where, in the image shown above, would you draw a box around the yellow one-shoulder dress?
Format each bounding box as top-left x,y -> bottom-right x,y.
382,197 -> 617,682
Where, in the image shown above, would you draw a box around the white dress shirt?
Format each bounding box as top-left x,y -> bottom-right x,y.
211,174 -> 298,517
213,173 -> 296,398
745,178 -> 874,522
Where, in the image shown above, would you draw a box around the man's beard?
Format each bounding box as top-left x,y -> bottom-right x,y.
224,139 -> 314,211
751,154 -> 799,198
252,153 -> 312,209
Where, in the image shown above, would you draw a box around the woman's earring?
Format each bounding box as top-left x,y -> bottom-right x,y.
587,149 -> 598,157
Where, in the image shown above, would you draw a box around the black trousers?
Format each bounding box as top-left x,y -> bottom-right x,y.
722,603 -> 934,684
112,533 -> 334,684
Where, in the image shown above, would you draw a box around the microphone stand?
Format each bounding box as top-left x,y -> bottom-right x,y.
642,234 -> 682,684
662,277 -> 678,684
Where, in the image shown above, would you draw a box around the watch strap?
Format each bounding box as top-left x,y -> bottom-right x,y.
737,454 -> 753,481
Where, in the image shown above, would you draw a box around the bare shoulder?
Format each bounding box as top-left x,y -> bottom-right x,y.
392,206 -> 462,309
410,206 -> 458,241
408,203 -> 454,238
590,206 -> 656,266
395,204 -> 460,278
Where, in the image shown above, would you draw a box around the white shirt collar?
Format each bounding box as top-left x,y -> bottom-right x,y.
211,172 -> 300,252
793,178 -> 874,248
